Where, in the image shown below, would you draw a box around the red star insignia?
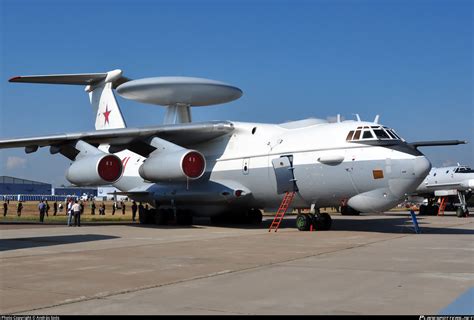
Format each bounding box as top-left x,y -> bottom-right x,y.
103,105 -> 111,125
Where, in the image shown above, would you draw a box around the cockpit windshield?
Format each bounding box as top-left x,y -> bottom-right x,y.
454,167 -> 474,173
346,126 -> 403,142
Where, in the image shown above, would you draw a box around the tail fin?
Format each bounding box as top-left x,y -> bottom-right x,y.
9,69 -> 129,130
89,82 -> 127,130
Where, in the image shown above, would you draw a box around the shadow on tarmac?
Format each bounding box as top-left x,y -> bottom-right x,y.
0,234 -> 119,252
128,215 -> 474,235
1,214 -> 472,235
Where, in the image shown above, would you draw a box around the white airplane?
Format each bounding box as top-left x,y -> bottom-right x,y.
0,69 -> 466,231
412,165 -> 473,217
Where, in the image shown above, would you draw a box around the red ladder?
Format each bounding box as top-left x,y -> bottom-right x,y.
268,191 -> 296,232
438,197 -> 447,216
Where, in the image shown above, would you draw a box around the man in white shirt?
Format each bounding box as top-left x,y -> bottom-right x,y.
72,200 -> 81,227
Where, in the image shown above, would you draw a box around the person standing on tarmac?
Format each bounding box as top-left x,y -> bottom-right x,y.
90,201 -> 96,215
131,201 -> 138,222
17,201 -> 23,217
121,201 -> 126,215
38,200 -> 46,223
45,200 -> 50,217
112,201 -> 116,215
72,200 -> 81,227
53,201 -> 58,216
3,201 -> 7,216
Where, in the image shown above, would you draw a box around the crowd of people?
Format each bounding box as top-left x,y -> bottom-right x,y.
2,198 -> 143,225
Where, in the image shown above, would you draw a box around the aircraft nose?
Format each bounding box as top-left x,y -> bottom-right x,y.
414,156 -> 431,178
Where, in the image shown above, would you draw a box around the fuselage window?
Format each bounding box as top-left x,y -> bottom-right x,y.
362,131 -> 374,139
373,129 -> 390,139
252,127 -> 257,135
346,131 -> 355,141
353,130 -> 361,140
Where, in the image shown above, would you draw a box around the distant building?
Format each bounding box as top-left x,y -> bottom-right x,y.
0,176 -> 51,197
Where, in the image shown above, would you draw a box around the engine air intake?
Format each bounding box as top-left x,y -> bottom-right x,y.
182,151 -> 205,179
98,155 -> 123,182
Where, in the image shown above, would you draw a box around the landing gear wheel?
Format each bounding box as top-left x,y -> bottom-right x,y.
418,205 -> 426,215
247,208 -> 263,224
176,210 -> 193,225
139,210 -> 149,224
429,205 -> 439,216
296,214 -> 311,231
341,205 -> 360,216
312,212 -> 332,231
210,214 -> 226,225
154,209 -> 169,225
456,207 -> 467,218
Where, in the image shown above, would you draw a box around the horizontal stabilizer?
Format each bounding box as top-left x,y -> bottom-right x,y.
9,70 -> 130,89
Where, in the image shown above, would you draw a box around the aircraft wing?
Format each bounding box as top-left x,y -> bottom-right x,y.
0,121 -> 234,157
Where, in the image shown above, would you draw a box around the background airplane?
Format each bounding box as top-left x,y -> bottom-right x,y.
0,70 -> 466,231
411,164 -> 473,217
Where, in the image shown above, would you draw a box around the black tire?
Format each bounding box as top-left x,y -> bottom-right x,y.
341,206 -> 360,216
176,210 -> 193,225
340,206 -> 349,215
429,205 -> 439,216
320,212 -> 332,230
138,210 -> 148,224
296,214 -> 311,231
456,207 -> 466,218
418,205 -> 426,215
154,209 -> 169,225
312,212 -> 332,231
210,214 -> 226,224
248,208 -> 263,224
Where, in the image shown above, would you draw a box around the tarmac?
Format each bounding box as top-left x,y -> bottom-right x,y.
0,211 -> 473,315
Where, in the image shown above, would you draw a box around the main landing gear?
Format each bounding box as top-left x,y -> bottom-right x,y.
296,212 -> 332,231
139,207 -> 194,225
210,208 -> 263,225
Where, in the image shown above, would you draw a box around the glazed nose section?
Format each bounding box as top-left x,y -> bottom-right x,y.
414,156 -> 431,178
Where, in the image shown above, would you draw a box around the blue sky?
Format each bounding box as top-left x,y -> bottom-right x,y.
0,0 -> 472,186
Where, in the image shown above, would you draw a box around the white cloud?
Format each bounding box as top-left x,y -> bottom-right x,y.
6,156 -> 27,170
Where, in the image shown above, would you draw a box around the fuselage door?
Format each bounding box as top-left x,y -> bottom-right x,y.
271,155 -> 298,194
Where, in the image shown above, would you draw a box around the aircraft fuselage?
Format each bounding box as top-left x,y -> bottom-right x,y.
113,119 -> 431,216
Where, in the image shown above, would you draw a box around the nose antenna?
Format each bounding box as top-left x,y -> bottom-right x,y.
374,115 -> 380,124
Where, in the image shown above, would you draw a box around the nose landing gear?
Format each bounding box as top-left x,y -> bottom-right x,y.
296,212 -> 332,231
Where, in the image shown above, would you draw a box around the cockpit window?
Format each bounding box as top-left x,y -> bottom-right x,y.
346,126 -> 403,142
455,167 -> 474,173
389,130 -> 401,139
362,131 -> 374,139
346,131 -> 355,141
373,129 -> 390,139
353,130 -> 361,140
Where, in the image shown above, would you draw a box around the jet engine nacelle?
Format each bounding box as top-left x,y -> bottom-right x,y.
139,149 -> 206,182
66,154 -> 123,186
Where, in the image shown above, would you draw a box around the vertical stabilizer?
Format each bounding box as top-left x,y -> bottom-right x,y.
89,82 -> 127,130
9,69 -> 129,130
